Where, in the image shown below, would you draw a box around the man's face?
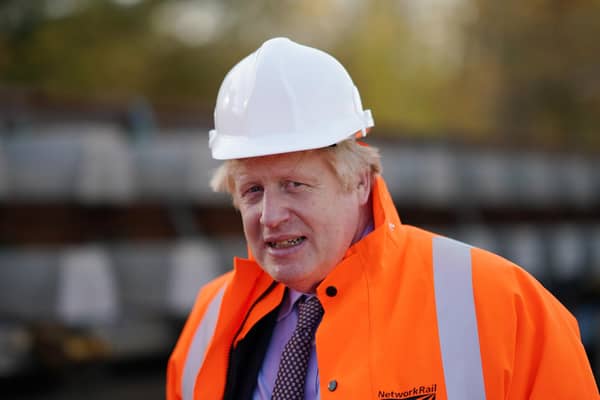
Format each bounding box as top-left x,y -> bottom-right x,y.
232,150 -> 366,293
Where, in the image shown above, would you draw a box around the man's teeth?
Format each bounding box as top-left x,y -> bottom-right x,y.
269,237 -> 305,249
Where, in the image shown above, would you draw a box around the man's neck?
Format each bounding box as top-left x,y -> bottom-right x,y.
352,194 -> 374,245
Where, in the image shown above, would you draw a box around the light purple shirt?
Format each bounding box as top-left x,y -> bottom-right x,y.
252,289 -> 320,400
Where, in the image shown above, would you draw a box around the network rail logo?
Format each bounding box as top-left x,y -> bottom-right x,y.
377,383 -> 437,400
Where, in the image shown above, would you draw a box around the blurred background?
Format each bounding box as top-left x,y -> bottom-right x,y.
1,0 -> 599,398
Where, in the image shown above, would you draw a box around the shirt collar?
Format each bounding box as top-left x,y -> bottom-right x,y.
359,219 -> 374,240
277,288 -> 313,322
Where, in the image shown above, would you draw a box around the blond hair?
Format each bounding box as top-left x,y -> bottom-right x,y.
210,139 -> 382,202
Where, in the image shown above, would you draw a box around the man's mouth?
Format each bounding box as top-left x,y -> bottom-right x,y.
267,236 -> 306,249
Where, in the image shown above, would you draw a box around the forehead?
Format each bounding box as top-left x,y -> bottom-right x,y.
234,150 -> 330,179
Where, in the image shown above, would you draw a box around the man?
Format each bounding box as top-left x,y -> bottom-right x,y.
167,37 -> 598,399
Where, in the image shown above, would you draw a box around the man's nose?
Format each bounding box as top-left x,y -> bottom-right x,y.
259,190 -> 290,228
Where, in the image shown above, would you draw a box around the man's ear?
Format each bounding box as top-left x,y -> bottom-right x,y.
356,170 -> 371,206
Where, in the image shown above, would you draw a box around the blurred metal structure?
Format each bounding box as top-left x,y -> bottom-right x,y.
0,120 -> 598,384
1,124 -> 599,208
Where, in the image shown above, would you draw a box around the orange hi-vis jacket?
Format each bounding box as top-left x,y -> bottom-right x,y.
167,176 -> 598,400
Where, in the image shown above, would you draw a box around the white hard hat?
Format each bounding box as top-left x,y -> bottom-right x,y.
209,37 -> 374,160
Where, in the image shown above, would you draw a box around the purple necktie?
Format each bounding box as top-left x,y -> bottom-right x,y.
272,296 -> 324,400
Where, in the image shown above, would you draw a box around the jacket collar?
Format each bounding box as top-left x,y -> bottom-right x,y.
222,174 -> 406,346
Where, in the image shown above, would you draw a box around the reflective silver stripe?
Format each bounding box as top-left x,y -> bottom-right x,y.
433,236 -> 486,400
182,285 -> 226,400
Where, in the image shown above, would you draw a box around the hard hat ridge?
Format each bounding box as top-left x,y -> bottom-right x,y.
209,37 -> 374,160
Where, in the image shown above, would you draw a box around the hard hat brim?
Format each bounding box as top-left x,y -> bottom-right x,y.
209,110 -> 374,160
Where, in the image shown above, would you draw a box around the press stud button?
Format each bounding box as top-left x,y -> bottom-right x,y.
326,286 -> 337,297
328,380 -> 338,391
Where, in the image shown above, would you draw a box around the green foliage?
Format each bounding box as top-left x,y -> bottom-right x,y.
1,0 -> 599,151
463,0 -> 600,149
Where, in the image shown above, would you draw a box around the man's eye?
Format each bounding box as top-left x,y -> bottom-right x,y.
243,185 -> 262,195
286,181 -> 305,190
